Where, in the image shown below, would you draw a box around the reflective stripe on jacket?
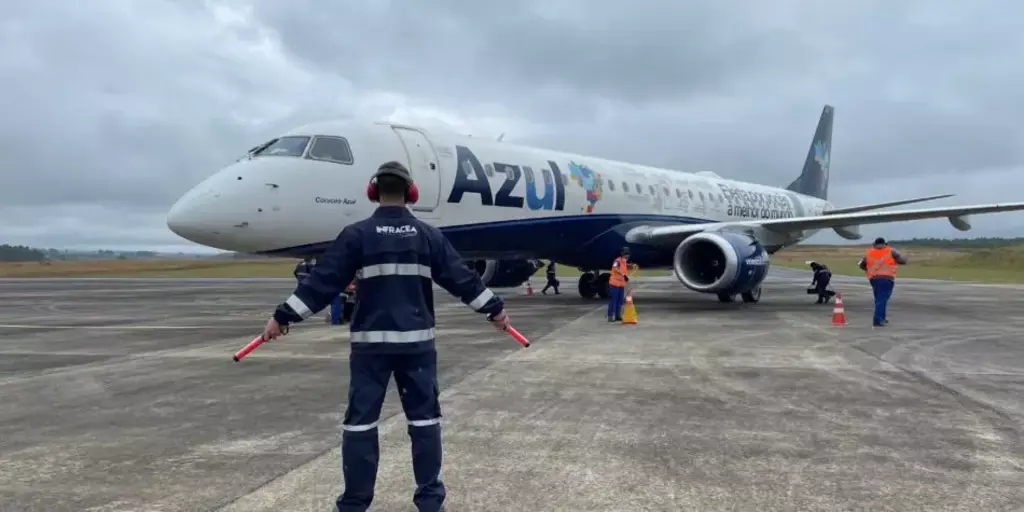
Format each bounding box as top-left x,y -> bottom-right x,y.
864,247 -> 897,279
609,256 -> 629,287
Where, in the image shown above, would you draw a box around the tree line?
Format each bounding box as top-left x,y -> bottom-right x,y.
888,237 -> 1024,248
3,237 -> 1022,262
0,245 -> 162,262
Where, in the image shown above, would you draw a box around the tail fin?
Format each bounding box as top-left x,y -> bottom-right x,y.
785,104 -> 833,200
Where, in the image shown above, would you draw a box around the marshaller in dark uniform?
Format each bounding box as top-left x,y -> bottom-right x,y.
260,161 -> 509,512
541,261 -> 560,295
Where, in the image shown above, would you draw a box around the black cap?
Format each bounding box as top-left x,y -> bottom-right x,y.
620,246 -> 631,255
374,161 -> 414,184
873,237 -> 886,245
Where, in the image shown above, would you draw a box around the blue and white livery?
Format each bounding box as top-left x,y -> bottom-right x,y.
166,105 -> 1024,303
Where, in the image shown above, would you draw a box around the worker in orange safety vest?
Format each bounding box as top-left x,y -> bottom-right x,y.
607,247 -> 631,322
857,237 -> 908,327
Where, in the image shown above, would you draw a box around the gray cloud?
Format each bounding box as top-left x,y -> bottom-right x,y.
1,0 -> 1022,251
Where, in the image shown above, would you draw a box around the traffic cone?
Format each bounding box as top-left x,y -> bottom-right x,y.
622,291 -> 638,325
525,282 -> 534,296
831,292 -> 846,327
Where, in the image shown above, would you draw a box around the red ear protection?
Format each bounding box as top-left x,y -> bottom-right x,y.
366,178 -> 419,204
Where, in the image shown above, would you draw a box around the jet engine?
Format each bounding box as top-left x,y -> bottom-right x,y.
465,259 -> 544,288
672,232 -> 770,299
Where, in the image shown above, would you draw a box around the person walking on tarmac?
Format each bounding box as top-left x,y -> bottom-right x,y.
808,261 -> 835,304
259,161 -> 510,512
607,247 -> 631,322
293,256 -> 314,283
857,237 -> 908,327
541,260 -> 560,295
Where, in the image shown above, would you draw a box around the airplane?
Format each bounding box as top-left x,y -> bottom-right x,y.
166,105 -> 1024,304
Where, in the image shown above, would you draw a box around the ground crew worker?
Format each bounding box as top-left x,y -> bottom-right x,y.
541,261 -> 560,295
808,261 -> 834,304
607,247 -> 631,322
342,279 -> 357,323
293,256 -> 314,283
857,237 -> 908,327
260,161 -> 509,512
329,280 -> 358,325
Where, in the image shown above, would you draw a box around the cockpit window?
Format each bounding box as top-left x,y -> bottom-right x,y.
252,136 -> 311,157
307,136 -> 354,165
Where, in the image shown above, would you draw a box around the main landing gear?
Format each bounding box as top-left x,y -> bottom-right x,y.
716,285 -> 762,304
577,271 -> 611,300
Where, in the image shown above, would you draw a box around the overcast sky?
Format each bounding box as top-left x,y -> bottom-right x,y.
2,0 -> 1022,253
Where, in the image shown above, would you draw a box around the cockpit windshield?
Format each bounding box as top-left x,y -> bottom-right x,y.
250,136 -> 311,158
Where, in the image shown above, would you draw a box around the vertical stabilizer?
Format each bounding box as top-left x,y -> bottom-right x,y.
785,105 -> 833,200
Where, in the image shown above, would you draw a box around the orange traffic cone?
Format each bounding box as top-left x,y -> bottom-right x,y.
525,282 -> 534,296
622,290 -> 638,325
831,292 -> 846,326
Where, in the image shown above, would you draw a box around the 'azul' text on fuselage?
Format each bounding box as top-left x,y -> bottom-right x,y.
446,145 -> 567,211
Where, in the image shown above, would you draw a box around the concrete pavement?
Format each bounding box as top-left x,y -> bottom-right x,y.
1,271 -> 1023,511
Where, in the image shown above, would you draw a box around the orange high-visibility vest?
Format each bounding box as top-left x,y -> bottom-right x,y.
864,247 -> 897,279
609,256 -> 629,287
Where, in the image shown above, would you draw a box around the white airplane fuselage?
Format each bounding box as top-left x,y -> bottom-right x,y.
168,104 -> 1024,301
167,120 -> 829,270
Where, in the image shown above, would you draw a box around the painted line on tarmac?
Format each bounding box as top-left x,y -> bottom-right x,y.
0,324 -> 210,330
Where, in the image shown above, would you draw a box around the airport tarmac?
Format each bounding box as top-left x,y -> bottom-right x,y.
1,270 -> 1023,511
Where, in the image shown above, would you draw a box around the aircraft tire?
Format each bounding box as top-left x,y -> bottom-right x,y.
741,285 -> 762,303
596,273 -> 611,300
578,273 -> 597,299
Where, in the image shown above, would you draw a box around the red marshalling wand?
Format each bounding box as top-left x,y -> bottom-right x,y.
233,325 -> 530,362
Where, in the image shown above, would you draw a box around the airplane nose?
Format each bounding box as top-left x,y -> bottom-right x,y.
166,188 -> 220,244
166,195 -> 200,242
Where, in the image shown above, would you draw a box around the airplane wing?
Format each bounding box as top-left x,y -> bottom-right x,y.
626,201 -> 1024,247
823,194 -> 953,215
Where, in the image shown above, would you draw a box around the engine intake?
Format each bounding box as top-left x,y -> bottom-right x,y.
672,232 -> 770,295
465,259 -> 543,288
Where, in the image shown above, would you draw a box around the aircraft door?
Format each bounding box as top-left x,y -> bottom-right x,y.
392,126 -> 441,211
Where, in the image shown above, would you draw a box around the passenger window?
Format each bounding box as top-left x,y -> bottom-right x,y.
307,136 -> 354,165
663,187 -> 670,197
688,190 -> 694,199
649,185 -> 656,195
608,181 -> 616,191
253,136 -> 310,157
621,181 -> 627,192
635,183 -> 642,194
675,189 -> 681,198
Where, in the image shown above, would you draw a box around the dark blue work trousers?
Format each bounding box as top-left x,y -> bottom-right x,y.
607,284 -> 626,319
869,277 -> 895,326
336,350 -> 445,512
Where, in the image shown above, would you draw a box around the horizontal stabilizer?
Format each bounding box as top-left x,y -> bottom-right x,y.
824,194 -> 954,215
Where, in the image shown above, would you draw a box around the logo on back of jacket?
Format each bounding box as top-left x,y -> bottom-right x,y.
377,225 -> 418,237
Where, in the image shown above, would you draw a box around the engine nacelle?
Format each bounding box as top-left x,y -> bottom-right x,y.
465,259 -> 543,288
672,232 -> 770,295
